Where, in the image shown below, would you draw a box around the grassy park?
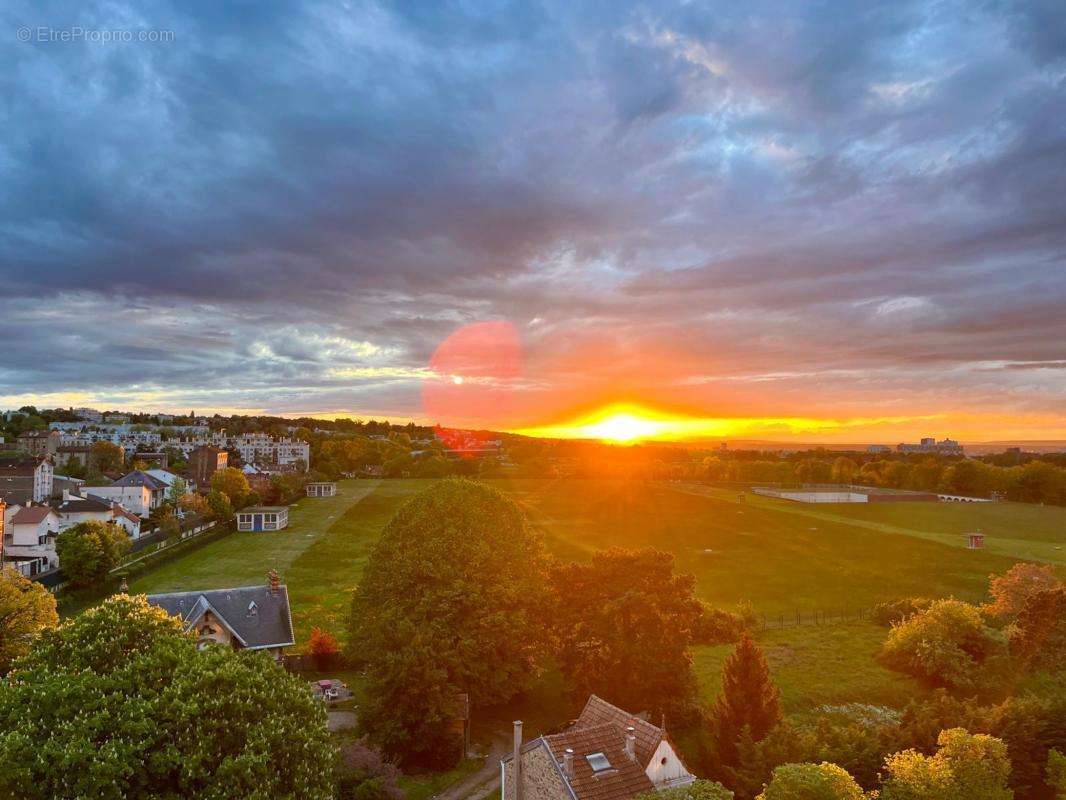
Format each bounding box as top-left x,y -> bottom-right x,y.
122,477 -> 1064,714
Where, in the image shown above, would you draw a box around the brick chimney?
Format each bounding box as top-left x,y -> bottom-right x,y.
625,726 -> 636,761
268,568 -> 280,595
513,720 -> 523,800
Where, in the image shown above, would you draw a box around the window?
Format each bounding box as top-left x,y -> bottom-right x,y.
586,753 -> 612,773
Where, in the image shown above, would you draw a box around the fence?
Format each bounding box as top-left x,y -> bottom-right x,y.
755,606 -> 873,630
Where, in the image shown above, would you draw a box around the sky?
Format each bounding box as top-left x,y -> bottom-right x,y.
2,0 -> 1065,443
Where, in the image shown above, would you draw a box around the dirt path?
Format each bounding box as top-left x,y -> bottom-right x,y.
432,736 -> 509,800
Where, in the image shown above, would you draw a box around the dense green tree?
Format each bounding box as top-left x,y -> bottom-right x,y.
636,779 -> 734,800
348,479 -> 548,767
1010,587 -> 1066,669
1047,750 -> 1066,799
0,595 -> 334,799
880,728 -> 1012,800
0,567 -> 59,673
90,440 -> 125,473
880,600 -> 1005,689
210,466 -> 251,509
550,547 -> 704,721
206,488 -> 233,519
756,762 -> 865,800
711,633 -> 783,766
55,520 -> 131,589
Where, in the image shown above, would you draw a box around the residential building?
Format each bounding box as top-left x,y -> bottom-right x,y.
897,437 -> 964,455
3,504 -> 60,575
236,506 -> 289,532
0,456 -> 54,504
866,444 -> 891,453
55,444 -> 93,469
145,468 -> 185,500
145,572 -> 295,661
502,696 -> 694,800
306,481 -> 337,498
53,491 -> 140,537
17,429 -> 60,456
188,445 -> 228,487
74,407 -> 103,422
79,484 -> 153,518
112,470 -> 169,511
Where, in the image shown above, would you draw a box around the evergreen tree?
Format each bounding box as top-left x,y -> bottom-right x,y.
711,633 -> 782,766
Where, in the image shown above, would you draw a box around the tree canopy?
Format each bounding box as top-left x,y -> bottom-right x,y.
54,520 -> 131,589
880,600 -> 1004,689
756,762 -> 866,800
550,547 -> 704,720
0,595 -> 334,799
880,728 -> 1013,800
348,479 -> 548,767
711,633 -> 783,767
0,567 -> 58,673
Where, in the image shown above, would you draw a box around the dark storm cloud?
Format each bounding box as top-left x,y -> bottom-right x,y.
0,0 -> 1064,423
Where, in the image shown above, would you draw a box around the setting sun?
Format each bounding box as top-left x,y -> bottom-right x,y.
582,412 -> 663,442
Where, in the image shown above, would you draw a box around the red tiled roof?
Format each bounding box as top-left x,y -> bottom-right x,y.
10,506 -> 56,525
573,696 -> 663,768
544,724 -> 653,800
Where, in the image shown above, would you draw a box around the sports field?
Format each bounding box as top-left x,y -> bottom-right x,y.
124,476 -> 1065,718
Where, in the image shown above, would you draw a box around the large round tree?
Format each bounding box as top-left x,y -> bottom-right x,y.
348,478 -> 548,767
0,595 -> 334,799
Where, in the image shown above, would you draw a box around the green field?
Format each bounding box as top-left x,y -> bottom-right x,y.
121,476 -> 1065,739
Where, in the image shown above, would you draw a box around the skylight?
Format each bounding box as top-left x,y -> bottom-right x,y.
586,753 -> 612,773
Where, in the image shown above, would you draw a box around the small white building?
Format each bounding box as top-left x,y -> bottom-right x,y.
236,506 -> 289,532
305,481 -> 337,498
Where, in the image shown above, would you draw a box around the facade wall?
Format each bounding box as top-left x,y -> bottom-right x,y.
645,740 -> 693,788
502,744 -> 568,800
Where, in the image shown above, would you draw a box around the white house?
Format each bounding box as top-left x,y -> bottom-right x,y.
145,468 -> 186,500
3,505 -> 60,574
111,471 -> 169,511
54,492 -> 141,539
0,455 -> 54,504
79,484 -> 153,518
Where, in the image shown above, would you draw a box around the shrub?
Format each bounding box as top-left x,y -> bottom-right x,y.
0,568 -> 59,673
309,626 -> 342,670
880,728 -> 1012,800
756,762 -> 865,800
636,779 -> 733,800
336,738 -> 403,800
985,564 -> 1063,622
880,600 -> 1005,689
872,598 -> 934,627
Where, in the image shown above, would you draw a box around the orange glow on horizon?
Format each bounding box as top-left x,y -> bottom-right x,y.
511,404 -> 956,444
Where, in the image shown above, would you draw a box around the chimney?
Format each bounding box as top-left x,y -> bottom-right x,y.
268,568 -> 280,595
512,721 -> 523,800
625,726 -> 636,761
563,748 -> 574,780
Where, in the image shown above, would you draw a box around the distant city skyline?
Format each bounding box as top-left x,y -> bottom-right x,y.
3,1 -> 1065,442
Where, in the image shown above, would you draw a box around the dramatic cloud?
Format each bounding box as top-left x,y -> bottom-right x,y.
1,0 -> 1064,439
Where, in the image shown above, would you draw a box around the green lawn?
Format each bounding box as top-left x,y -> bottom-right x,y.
114,476 -> 1065,758
682,485 -> 1066,566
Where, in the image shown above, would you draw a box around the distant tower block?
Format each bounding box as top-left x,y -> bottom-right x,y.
966,532 -> 985,550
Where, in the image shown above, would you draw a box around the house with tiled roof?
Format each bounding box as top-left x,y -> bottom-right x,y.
501,696 -> 695,800
0,455 -> 53,504
2,504 -> 60,575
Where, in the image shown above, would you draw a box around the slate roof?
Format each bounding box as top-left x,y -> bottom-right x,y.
146,584 -> 295,650
113,470 -> 168,491
544,724 -> 654,800
574,696 -> 663,767
56,494 -> 113,513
